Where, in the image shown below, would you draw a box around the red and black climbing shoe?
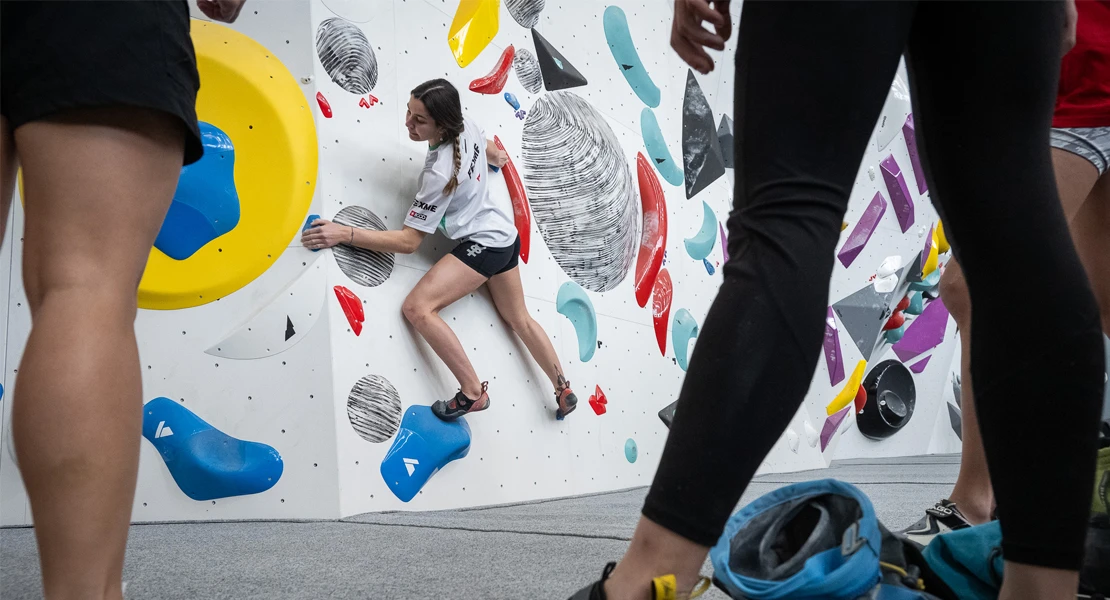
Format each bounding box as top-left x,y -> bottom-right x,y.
568,562 -> 711,600
432,382 -> 490,421
555,374 -> 578,420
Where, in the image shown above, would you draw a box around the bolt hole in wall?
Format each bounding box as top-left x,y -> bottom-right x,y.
0,0 -> 959,528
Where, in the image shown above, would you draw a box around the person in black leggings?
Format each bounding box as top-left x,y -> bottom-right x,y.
571,1 -> 1105,599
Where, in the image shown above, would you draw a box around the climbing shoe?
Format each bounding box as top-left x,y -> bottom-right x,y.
431,382 -> 490,421
556,374 -> 578,420
901,499 -> 973,548
568,562 -> 711,600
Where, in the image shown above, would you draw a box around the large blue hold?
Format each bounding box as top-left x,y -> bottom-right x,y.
142,397 -> 283,501
381,405 -> 471,502
155,122 -> 241,260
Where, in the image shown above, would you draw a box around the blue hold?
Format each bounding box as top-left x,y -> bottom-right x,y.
703,258 -> 715,275
303,214 -> 321,252
624,438 -> 638,463
504,92 -> 520,111
155,122 -> 241,260
142,397 -> 283,501
381,405 -> 471,502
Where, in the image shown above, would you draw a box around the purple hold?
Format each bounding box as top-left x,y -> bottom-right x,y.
820,405 -> 852,452
909,355 -> 932,374
893,298 -> 950,363
903,114 -> 928,194
881,154 -> 915,233
837,192 -> 887,267
824,307 -> 846,386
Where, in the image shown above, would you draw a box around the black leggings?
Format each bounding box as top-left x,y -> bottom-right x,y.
643,1 -> 1105,570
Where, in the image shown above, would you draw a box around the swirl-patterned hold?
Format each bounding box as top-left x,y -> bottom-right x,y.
506,0 -> 545,29
316,18 -> 378,95
332,206 -> 395,287
522,92 -> 638,292
513,48 -> 543,94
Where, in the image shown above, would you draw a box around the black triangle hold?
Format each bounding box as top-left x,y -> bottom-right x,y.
622,64 -> 634,71
655,157 -> 665,164
531,28 -> 588,91
681,70 -> 726,199
285,316 -> 296,341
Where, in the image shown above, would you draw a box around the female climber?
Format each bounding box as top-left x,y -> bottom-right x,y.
301,78 -> 578,422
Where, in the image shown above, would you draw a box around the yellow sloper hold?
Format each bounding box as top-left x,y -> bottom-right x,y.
922,226 -> 940,278
936,220 -> 950,254
448,0 -> 500,68
138,20 -> 318,310
826,360 -> 867,415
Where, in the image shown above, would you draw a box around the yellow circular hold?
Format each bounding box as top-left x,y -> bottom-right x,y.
137,20 -> 318,310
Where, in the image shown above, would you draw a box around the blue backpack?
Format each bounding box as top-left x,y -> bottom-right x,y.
710,479 -> 952,600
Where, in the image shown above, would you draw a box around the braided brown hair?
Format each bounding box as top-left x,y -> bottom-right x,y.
411,79 -> 464,195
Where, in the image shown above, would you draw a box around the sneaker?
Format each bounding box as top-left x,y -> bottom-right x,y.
431,382 -> 490,421
900,499 -> 973,548
568,562 -> 711,600
555,374 -> 578,420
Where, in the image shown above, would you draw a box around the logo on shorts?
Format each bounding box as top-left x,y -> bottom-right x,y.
466,244 -> 484,257
409,210 -> 427,221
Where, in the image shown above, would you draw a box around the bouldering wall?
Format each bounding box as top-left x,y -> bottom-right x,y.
0,0 -> 962,525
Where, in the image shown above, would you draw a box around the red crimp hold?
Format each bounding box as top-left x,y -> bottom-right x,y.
588,385 -> 608,415
854,383 -> 868,414
469,45 -> 515,94
316,92 -> 333,118
333,285 -> 365,336
634,152 -> 667,308
896,295 -> 910,312
883,311 -> 905,331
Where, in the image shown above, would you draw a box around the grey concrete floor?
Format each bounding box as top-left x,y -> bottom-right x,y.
0,455 -> 958,599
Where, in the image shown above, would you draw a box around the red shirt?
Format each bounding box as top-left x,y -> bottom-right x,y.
1054,0 -> 1110,127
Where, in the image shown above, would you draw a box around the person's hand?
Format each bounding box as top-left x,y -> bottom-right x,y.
301,219 -> 352,250
197,0 -> 246,23
671,0 -> 732,75
1062,0 -> 1077,56
488,148 -> 509,169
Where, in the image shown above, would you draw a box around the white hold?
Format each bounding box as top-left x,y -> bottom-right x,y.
786,428 -> 800,453
868,166 -> 876,181
803,421 -> 819,447
918,225 -> 927,238
876,255 -> 903,278
874,274 -> 898,293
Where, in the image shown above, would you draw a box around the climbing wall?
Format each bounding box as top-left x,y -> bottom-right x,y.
0,0 -> 962,525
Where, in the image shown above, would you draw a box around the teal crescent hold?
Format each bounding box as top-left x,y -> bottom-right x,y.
684,201 -> 718,260
640,108 -> 684,187
557,281 -> 598,362
672,308 -> 699,372
603,6 -> 661,108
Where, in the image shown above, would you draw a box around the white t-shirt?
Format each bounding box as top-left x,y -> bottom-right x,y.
403,117 -> 517,248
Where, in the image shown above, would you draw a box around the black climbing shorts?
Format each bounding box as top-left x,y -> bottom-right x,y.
451,236 -> 521,278
0,1 -> 204,165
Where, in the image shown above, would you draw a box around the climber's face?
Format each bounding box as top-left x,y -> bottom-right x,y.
405,96 -> 442,143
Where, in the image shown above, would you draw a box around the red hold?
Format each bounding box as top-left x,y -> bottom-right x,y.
854,383 -> 867,414
588,385 -> 608,415
333,286 -> 365,336
652,269 -> 673,356
634,152 -> 668,308
883,311 -> 905,331
316,92 -> 333,118
494,136 -> 531,263
896,295 -> 910,312
469,45 -> 515,95
359,95 -> 379,109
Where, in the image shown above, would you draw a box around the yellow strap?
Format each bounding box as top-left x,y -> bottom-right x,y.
650,575 -> 713,600
879,561 -> 925,591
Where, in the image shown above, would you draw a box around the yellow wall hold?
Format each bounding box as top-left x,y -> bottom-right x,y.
921,226 -> 940,278
448,0 -> 500,68
936,220 -> 950,254
137,20 -> 318,310
826,359 -> 866,415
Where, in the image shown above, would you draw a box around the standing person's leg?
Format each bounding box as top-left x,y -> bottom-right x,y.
401,253 -> 489,400
486,263 -> 577,416
906,2 -> 1104,595
913,144 -> 1105,541
11,107 -> 184,599
585,3 -> 918,599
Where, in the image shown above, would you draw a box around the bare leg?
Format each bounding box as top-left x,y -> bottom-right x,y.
12,107 -> 183,600
945,148 -> 1104,526
401,254 -> 489,399
486,266 -> 564,389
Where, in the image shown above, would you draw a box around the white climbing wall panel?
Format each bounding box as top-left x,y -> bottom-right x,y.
0,0 -> 962,526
